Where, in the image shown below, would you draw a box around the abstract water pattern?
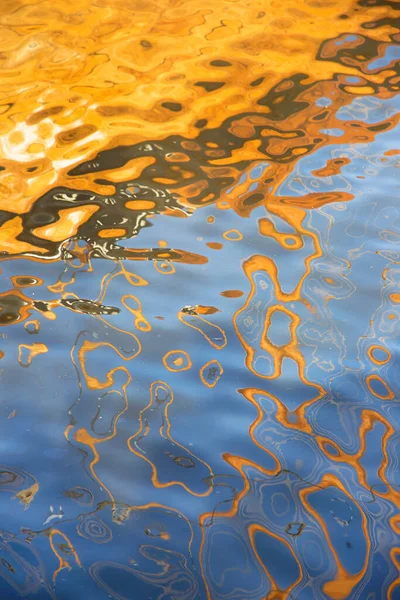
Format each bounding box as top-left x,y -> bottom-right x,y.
0,0 -> 399,598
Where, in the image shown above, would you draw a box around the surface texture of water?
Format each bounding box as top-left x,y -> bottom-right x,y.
0,0 -> 400,598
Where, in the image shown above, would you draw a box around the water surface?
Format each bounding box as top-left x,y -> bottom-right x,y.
0,0 -> 400,598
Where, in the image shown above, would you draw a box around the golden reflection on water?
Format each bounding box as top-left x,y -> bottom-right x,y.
0,0 -> 400,598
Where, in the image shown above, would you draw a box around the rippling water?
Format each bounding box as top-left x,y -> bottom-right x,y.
0,0 -> 400,598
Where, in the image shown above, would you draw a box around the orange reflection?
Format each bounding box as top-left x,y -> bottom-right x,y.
49,529 -> 82,582
127,381 -> 214,497
300,474 -> 370,600
178,311 -> 227,350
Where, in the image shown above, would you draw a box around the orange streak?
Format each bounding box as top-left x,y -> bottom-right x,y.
127,381 -> 213,497
32,205 -> 99,242
178,311 -> 227,349
300,474 -> 370,600
49,529 -> 82,582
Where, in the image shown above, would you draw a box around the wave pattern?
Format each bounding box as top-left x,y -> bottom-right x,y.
0,0 -> 399,598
